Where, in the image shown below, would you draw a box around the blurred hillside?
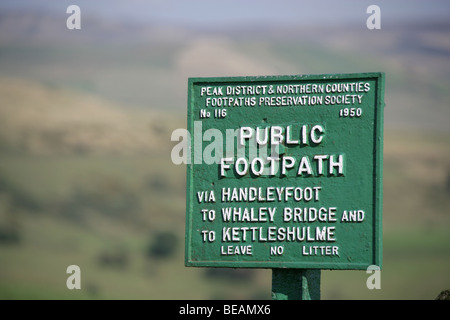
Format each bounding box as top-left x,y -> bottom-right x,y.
0,8 -> 449,300
0,77 -> 176,155
1,10 -> 450,131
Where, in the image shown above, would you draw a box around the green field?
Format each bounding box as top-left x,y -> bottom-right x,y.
0,129 -> 449,300
0,12 -> 449,299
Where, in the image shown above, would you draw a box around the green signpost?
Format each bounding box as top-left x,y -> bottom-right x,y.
185,73 -> 385,299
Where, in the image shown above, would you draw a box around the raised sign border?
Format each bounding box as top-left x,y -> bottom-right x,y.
185,72 -> 384,270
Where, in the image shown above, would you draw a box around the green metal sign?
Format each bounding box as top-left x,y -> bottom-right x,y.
185,73 -> 384,270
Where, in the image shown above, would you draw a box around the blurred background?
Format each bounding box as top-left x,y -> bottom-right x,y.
0,0 -> 449,299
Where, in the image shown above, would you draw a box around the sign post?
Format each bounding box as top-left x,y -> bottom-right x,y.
272,269 -> 321,300
185,73 -> 385,299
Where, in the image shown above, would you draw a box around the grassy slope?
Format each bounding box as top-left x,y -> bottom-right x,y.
0,33 -> 449,299
0,132 -> 449,299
